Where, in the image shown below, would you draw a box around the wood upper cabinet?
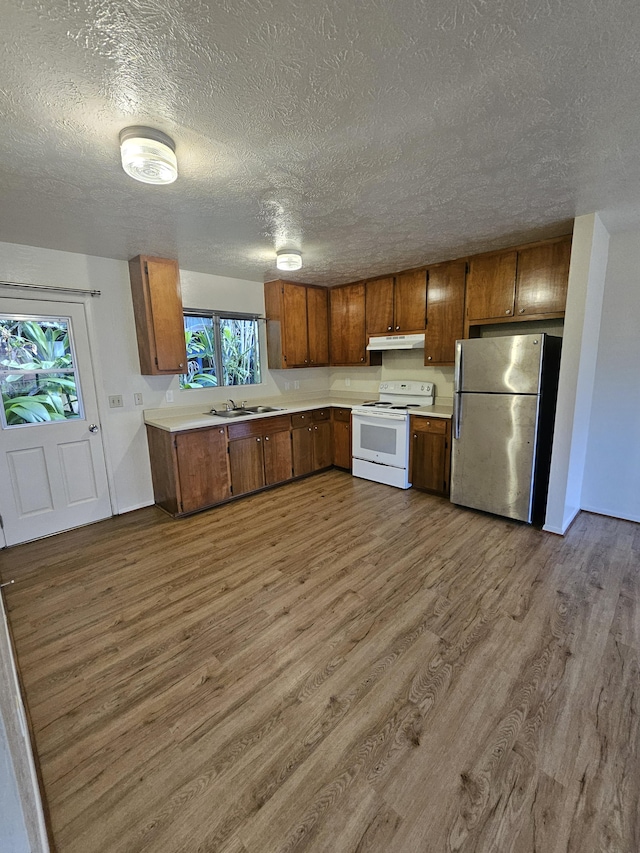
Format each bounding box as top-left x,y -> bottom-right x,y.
146,425 -> 230,516
306,286 -> 330,365
409,416 -> 451,497
264,280 -> 329,369
465,251 -> 518,322
129,255 -> 188,375
394,270 -> 428,332
424,260 -> 466,366
330,283 -> 381,366
365,276 -> 395,335
465,236 -> 572,328
515,238 -> 571,316
365,271 -> 427,336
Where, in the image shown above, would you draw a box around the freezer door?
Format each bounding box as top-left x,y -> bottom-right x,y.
455,334 -> 544,394
451,392 -> 540,522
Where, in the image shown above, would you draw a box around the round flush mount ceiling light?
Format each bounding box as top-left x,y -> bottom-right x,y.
119,126 -> 178,185
276,250 -> 303,271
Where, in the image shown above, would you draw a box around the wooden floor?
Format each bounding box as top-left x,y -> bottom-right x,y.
1,470 -> 639,853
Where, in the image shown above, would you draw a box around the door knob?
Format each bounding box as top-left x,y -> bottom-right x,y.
89,424 -> 99,433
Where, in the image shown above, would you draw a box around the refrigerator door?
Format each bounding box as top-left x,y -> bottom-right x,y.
455,334 -> 545,394
451,392 -> 540,522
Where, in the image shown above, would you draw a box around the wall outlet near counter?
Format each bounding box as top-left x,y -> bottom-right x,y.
294,380 -> 300,390
134,393 -> 143,406
345,378 -> 351,387
165,390 -> 174,403
108,395 -> 123,408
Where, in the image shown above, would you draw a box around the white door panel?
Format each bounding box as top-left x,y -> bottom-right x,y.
0,297 -> 111,545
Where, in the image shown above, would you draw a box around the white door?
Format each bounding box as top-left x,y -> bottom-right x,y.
0,298 -> 111,546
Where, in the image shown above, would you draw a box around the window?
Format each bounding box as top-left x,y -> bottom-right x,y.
0,314 -> 84,427
180,311 -> 261,389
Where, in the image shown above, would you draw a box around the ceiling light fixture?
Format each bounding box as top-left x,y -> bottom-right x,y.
276,250 -> 303,271
119,126 -> 178,185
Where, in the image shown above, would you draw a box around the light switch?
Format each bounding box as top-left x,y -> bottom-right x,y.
108,395 -> 124,408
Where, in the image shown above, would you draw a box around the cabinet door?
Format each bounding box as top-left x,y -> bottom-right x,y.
292,427 -> 314,476
330,283 -> 367,365
332,419 -> 351,469
129,256 -> 188,375
410,419 -> 451,496
307,286 -> 329,366
175,428 -> 230,513
282,283 -> 309,367
394,270 -> 427,332
312,421 -> 332,470
264,430 -> 293,485
228,437 -> 265,495
424,261 -> 466,365
466,251 -> 517,321
365,277 -> 395,335
515,238 -> 571,316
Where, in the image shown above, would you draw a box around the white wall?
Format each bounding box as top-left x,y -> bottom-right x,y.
581,228 -> 640,522
544,214 -> 610,534
330,349 -> 454,402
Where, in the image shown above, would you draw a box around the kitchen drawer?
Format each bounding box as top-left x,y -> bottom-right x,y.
312,408 -> 330,422
411,416 -> 448,435
227,414 -> 291,440
291,411 -> 313,428
332,407 -> 351,423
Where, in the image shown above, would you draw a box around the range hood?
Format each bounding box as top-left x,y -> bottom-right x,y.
366,333 -> 425,351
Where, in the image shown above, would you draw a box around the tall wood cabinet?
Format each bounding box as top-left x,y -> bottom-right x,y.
264,280 -> 329,368
424,260 -> 466,365
129,255 -> 187,375
332,408 -> 352,470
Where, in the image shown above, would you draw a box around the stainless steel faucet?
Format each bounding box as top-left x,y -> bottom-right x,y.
226,399 -> 237,411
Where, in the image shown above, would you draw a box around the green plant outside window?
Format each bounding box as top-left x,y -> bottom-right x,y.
1,316 -> 83,427
180,312 -> 261,389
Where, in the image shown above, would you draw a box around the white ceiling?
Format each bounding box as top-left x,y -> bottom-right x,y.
2,0 -> 640,285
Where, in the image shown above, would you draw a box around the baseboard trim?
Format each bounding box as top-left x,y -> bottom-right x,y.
580,505 -> 640,525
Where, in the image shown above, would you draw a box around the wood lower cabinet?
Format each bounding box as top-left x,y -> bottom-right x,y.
331,408 -> 351,470
129,255 -> 188,375
227,414 -> 293,495
146,425 -> 230,516
424,260 -> 466,365
292,410 -> 333,475
409,416 -> 451,497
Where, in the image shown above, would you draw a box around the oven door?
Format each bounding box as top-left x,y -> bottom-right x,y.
351,411 -> 409,468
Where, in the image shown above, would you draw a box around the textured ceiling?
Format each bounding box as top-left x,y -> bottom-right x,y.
2,0 -> 640,285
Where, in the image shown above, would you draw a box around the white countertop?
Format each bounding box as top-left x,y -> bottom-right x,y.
144,397 -> 453,433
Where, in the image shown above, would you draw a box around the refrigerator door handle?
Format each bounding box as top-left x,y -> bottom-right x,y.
453,393 -> 461,440
454,340 -> 463,392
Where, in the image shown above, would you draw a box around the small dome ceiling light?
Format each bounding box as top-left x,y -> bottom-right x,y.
276,250 -> 303,271
119,126 -> 178,185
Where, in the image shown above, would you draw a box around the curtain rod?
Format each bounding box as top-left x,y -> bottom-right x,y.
0,280 -> 101,297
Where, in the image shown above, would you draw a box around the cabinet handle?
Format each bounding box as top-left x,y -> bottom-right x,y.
413,434 -> 417,439
387,326 -> 392,331
395,325 -> 400,330
505,309 -> 511,315
360,357 -> 365,362
304,359 -> 308,363
256,437 -> 261,442
219,429 -> 224,434
265,436 -> 269,441
178,363 -> 184,368
308,427 -> 312,432
519,308 -> 525,314
427,355 -> 432,361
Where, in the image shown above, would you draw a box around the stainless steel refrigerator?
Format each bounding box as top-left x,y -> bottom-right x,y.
450,333 -> 561,523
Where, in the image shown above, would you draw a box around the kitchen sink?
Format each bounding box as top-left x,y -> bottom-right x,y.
207,405 -> 285,418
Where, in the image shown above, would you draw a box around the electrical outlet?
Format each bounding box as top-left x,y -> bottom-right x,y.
294,380 -> 300,390
165,390 -> 174,403
284,381 -> 291,391
345,378 -> 351,387
134,393 -> 143,406
108,395 -> 124,408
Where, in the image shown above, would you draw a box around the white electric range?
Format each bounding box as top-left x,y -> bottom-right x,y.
351,380 -> 435,489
